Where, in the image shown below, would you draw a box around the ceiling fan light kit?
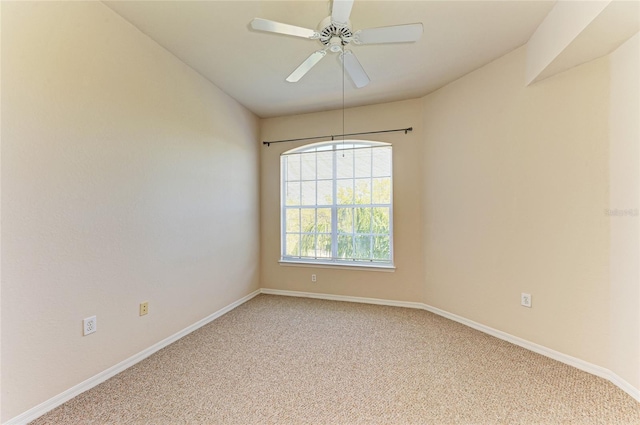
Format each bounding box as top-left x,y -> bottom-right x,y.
250,0 -> 423,87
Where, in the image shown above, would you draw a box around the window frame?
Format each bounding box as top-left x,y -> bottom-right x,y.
279,140 -> 394,270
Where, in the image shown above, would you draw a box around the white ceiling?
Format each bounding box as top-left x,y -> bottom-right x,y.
103,0 -> 556,118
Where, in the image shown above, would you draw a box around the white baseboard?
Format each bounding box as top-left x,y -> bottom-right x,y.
260,288 -> 424,310
4,289 -> 261,425
260,288 -> 640,403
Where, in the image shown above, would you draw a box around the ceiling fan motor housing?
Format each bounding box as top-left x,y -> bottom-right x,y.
318,16 -> 352,50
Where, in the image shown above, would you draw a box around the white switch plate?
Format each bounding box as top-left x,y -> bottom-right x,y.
83,316 -> 97,336
521,293 -> 532,308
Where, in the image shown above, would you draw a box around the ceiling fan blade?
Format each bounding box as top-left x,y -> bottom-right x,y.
331,0 -> 354,24
251,18 -> 317,39
286,50 -> 327,82
353,23 -> 423,44
341,50 -> 370,88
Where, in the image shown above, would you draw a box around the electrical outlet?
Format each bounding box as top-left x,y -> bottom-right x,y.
521,293 -> 532,308
140,302 -> 149,316
311,274 -> 317,282
83,316 -> 97,336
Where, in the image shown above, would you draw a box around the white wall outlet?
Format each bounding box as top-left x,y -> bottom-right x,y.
521,293 -> 532,308
311,274 -> 317,282
83,316 -> 97,336
140,302 -> 149,316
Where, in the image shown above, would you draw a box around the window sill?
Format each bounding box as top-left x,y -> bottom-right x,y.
278,260 -> 396,272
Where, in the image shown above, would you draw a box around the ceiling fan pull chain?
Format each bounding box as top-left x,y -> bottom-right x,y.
342,49 -> 346,156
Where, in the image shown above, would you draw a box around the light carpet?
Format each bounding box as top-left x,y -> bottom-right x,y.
31,294 -> 640,424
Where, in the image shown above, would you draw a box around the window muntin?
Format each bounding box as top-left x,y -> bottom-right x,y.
281,141 -> 393,266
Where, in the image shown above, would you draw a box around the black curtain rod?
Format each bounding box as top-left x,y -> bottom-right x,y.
262,127 -> 413,147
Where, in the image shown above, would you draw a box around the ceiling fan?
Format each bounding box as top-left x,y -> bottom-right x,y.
250,0 -> 423,88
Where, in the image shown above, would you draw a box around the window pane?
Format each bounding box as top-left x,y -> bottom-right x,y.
281,142 -> 392,265
301,234 -> 315,257
286,234 -> 300,256
354,148 -> 372,178
286,182 -> 300,206
301,181 -> 316,206
317,208 -> 331,233
354,235 -> 372,259
372,207 -> 390,234
372,236 -> 390,260
372,148 -> 391,177
287,155 -> 301,181
354,178 -> 371,205
336,149 -> 354,179
355,208 -> 372,233
337,208 -> 353,233
337,179 -> 353,205
317,180 -> 332,205
337,235 -> 354,259
316,234 -> 332,258
301,208 -> 315,233
372,178 -> 391,204
286,208 -> 300,233
301,152 -> 316,180
317,151 -> 333,179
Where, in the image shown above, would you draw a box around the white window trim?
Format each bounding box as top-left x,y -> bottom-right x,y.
279,259 -> 396,272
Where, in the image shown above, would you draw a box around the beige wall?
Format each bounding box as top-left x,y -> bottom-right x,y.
609,32 -> 640,390
260,99 -> 425,302
0,0 -> 3,415
1,2 -> 260,421
422,46 -> 610,367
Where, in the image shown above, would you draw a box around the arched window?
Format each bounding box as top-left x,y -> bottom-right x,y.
280,140 -> 393,267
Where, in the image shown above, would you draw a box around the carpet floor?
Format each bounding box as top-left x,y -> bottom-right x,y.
31,294 -> 640,424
